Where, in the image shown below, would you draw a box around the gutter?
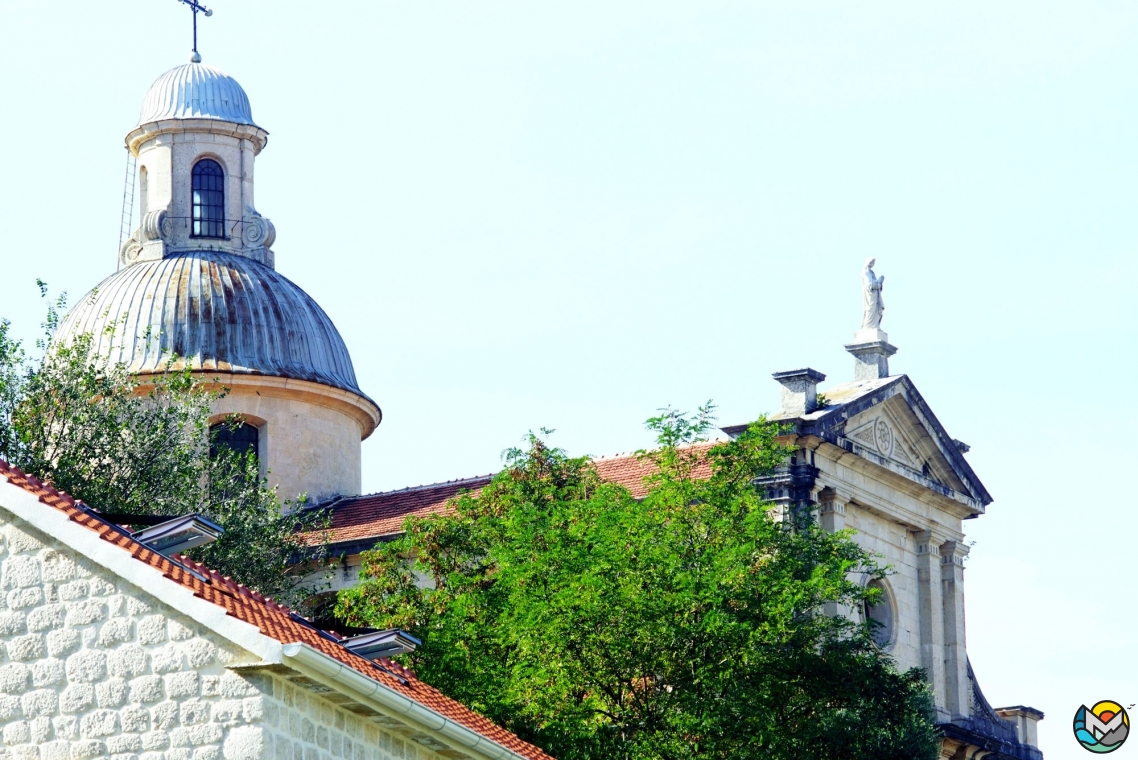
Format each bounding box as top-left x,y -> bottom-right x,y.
281,642 -> 529,760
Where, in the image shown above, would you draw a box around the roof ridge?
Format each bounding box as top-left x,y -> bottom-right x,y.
341,442 -> 716,501
345,473 -> 497,501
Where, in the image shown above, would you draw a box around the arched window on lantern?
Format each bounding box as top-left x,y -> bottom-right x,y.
139,166 -> 149,219
191,159 -> 225,238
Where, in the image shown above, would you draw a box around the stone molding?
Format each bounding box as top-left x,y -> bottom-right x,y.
940,540 -> 970,567
126,118 -> 269,156
134,372 -> 381,440
800,436 -> 981,522
190,373 -> 382,439
815,484 -> 853,514
241,212 -> 276,249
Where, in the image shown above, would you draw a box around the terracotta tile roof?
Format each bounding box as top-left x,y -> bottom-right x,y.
0,459 -> 553,760
320,475 -> 495,546
320,445 -> 716,548
591,448 -> 714,498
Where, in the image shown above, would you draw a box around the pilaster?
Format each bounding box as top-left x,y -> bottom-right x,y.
915,530 -> 947,716
817,487 -> 853,619
816,487 -> 851,534
940,539 -> 971,718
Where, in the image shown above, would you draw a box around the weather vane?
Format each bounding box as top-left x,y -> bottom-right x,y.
176,0 -> 213,62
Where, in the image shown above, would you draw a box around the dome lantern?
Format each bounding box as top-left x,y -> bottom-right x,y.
58,57 -> 381,503
121,60 -> 275,271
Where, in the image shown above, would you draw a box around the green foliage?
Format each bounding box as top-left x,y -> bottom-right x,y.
0,288 -> 329,608
336,404 -> 940,760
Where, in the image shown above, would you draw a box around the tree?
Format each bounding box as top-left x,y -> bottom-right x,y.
0,287 -> 329,608
336,405 -> 940,760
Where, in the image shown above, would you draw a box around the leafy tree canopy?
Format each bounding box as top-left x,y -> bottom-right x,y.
336,404 -> 940,760
0,286 -> 328,608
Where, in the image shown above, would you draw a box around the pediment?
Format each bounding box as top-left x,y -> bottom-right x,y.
842,397 -> 968,494
795,376 -> 991,510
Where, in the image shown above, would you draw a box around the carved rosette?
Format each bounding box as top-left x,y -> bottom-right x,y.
874,419 -> 894,457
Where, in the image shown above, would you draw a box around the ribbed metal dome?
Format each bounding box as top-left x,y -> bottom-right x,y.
137,62 -> 257,127
57,252 -> 366,397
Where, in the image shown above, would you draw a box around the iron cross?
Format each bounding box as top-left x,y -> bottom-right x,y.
176,0 -> 213,57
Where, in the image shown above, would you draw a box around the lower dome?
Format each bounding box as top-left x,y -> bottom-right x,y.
58,252 -> 368,399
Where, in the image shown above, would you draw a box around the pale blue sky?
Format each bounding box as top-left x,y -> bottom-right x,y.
3,2 -> 1137,754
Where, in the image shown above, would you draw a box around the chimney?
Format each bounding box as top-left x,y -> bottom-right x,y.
772,368 -> 826,416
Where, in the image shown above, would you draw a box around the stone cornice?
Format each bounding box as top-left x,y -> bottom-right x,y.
789,435 -> 971,535
126,118 -> 270,155
791,434 -> 982,520
139,372 -> 382,440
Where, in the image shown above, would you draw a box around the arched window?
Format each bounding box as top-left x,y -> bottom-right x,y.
192,159 -> 225,238
139,166 -> 149,219
210,421 -> 259,459
864,579 -> 895,649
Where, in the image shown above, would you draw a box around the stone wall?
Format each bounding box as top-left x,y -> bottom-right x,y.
843,508 -> 922,672
811,435 -> 971,721
256,672 -> 448,760
208,376 -> 368,505
0,512 -> 449,760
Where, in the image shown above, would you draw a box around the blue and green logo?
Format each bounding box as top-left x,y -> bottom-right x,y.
1074,701 -> 1129,753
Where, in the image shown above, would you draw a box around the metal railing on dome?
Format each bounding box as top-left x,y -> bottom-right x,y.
127,215 -> 273,245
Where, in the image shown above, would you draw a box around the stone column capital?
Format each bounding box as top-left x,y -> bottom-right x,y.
816,485 -> 854,507
940,540 -> 970,567
914,530 -> 950,557
813,485 -> 850,534
817,501 -> 846,516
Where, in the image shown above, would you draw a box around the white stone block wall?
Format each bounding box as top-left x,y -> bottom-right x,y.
256,673 -> 449,760
844,509 -> 923,672
0,513 -> 450,760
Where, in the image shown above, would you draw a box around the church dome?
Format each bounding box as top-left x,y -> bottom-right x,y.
137,61 -> 258,127
57,252 -> 367,398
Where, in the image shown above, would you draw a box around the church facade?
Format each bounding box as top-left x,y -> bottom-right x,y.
37,53 -> 1046,759
752,319 -> 1045,758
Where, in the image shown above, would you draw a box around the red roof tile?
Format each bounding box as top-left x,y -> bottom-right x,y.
0,459 -> 553,760
321,475 -> 495,546
320,445 -> 716,548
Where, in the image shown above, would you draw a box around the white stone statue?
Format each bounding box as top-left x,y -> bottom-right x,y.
861,257 -> 885,331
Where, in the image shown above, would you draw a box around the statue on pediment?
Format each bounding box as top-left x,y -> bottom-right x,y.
861,257 -> 885,331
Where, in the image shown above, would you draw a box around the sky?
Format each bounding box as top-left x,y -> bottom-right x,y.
2,1 -> 1137,754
